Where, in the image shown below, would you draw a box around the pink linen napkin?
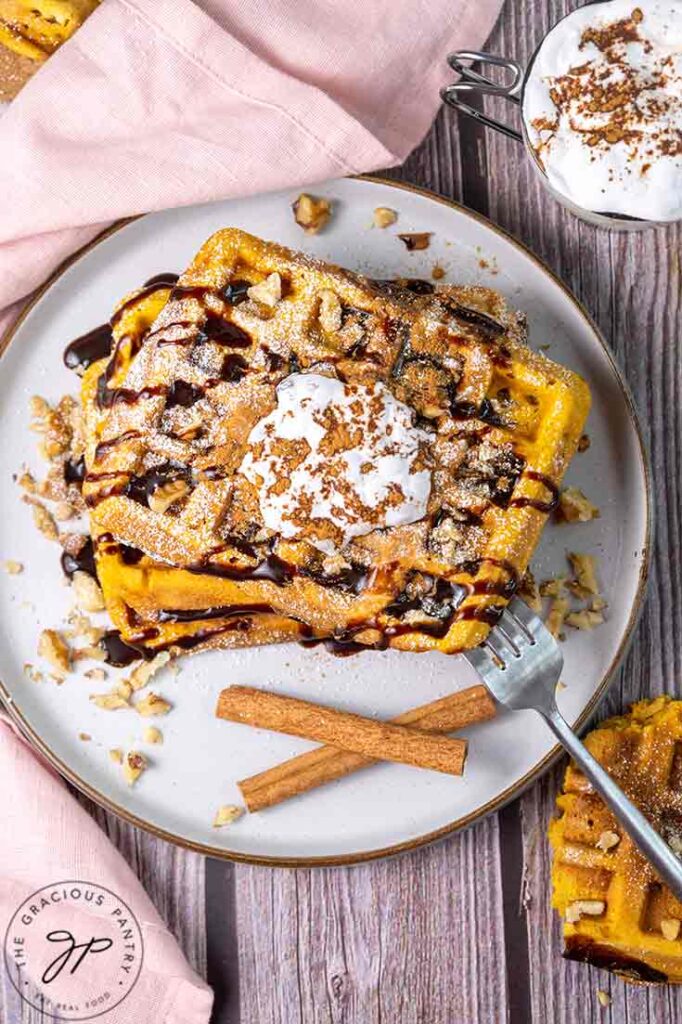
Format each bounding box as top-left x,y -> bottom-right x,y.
0,0 -> 502,333
0,1 -> 502,1020
0,717 -> 213,1023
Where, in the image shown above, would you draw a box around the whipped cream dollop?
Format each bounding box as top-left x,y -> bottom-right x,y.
522,0 -> 681,221
239,373 -> 432,553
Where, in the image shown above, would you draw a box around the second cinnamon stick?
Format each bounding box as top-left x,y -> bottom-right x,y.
236,684 -> 495,812
216,685 -> 468,778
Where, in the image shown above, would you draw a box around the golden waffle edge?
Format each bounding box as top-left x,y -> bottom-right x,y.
79,228 -> 590,661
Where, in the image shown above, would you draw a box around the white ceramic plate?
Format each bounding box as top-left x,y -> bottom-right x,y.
0,177 -> 650,865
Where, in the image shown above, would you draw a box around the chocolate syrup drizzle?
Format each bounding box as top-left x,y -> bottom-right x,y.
509,470 -> 560,513
59,270 -> 556,662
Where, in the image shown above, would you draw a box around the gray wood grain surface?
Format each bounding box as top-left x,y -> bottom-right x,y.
3,1 -> 680,1022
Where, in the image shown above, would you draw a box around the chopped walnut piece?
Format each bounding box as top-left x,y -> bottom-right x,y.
74,645 -> 107,663
71,571 -> 105,613
565,607 -> 605,630
23,663 -> 44,683
540,576 -> 566,598
556,487 -> 600,523
431,264 -> 446,281
90,688 -> 129,711
661,918 -> 681,941
143,726 -> 163,745
85,667 -> 107,682
545,596 -> 570,640
318,289 -> 342,333
117,680 -> 133,701
565,900 -> 605,924
556,680 -> 567,692
596,829 -> 620,851
66,609 -> 105,646
109,748 -> 123,764
135,692 -> 172,717
54,502 -> 76,521
518,569 -> 542,612
577,434 -> 591,453
148,479 -> 190,514
78,733 -> 91,742
213,805 -> 244,827
129,651 -> 171,691
31,503 -> 58,541
247,272 -> 282,308
123,751 -> 147,786
292,193 -> 331,234
596,990 -> 611,1008
373,206 -> 398,228
398,232 -> 432,251
17,469 -> 37,494
2,560 -> 23,574
568,552 -> 599,596
38,629 -> 71,677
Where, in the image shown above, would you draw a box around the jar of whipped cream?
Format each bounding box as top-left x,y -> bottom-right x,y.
442,0 -> 681,229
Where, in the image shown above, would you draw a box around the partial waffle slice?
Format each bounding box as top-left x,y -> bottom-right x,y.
81,227 -> 590,660
550,697 -> 682,984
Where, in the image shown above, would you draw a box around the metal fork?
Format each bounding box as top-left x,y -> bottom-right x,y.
464,597 -> 682,900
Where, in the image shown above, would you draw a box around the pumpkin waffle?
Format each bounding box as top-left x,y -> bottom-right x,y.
550,696 -> 682,984
79,228 -> 590,661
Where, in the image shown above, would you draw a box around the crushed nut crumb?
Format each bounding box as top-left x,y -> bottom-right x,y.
213,805 -> 244,827
90,688 -> 129,711
135,692 -> 172,717
556,487 -> 600,523
23,663 -> 44,683
109,748 -> 123,764
596,829 -> 620,851
2,560 -> 23,574
78,732 -> 91,742
123,751 -> 147,786
38,629 -> 71,677
31,503 -> 58,541
148,479 -> 190,514
518,569 -> 542,612
292,193 -> 332,234
373,206 -> 398,228
128,651 -> 171,691
318,289 -> 342,333
577,434 -> 591,453
545,596 -> 570,640
568,552 -> 599,596
540,576 -> 566,598
431,264 -> 446,280
565,607 -> 605,630
84,667 -> 107,682
596,990 -> 611,1008
71,571 -> 105,612
54,501 -> 76,521
142,726 -> 163,745
565,900 -> 605,923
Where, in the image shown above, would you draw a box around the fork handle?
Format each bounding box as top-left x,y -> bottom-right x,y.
541,704 -> 682,901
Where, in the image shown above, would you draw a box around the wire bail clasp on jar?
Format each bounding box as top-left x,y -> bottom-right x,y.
441,51 -> 525,143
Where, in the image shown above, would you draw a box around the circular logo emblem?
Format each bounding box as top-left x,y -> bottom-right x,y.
3,880 -> 143,1020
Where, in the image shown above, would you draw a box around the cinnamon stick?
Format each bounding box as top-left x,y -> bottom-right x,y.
216,685 -> 469,781
230,684 -> 495,812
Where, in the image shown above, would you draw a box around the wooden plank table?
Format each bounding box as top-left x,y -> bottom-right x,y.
3,1 -> 680,1021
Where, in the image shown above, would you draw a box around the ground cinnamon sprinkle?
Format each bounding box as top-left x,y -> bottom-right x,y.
530,6 -> 681,179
